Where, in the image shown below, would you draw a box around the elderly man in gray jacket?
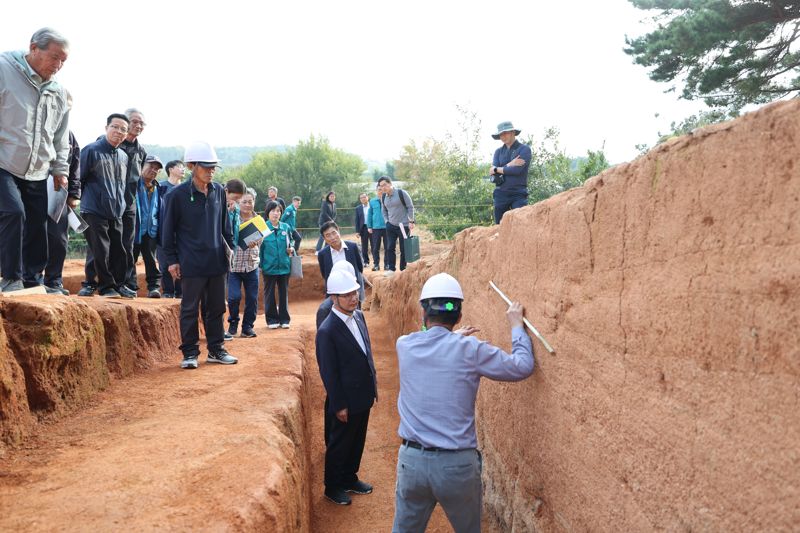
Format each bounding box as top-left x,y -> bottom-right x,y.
0,28 -> 70,293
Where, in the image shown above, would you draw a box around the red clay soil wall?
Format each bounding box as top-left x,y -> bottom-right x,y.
0,296 -> 181,454
371,100 -> 800,531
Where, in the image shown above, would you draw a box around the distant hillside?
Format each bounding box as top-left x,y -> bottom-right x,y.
143,145 -> 289,167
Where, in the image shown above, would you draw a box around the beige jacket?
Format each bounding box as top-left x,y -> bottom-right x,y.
0,50 -> 69,181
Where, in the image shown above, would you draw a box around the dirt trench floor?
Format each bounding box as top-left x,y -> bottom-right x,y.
0,297 -> 501,532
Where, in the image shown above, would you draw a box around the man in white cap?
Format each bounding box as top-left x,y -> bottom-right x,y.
489,121 -> 531,224
316,269 -> 377,506
392,273 -> 535,532
161,141 -> 237,370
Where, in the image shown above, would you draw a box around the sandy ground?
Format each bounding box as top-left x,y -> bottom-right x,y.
0,296 -> 501,532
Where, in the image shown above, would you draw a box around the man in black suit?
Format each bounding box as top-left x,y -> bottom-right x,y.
317,220 -> 365,301
316,270 -> 377,505
353,193 -> 371,267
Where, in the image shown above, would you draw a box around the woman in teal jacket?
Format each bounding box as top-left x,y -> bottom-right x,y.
366,184 -> 387,270
260,200 -> 294,328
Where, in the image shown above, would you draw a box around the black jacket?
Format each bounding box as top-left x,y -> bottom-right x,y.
316,309 -> 377,415
318,199 -> 336,226
119,137 -> 147,213
79,137 -> 128,219
66,132 -> 81,199
160,179 -> 233,278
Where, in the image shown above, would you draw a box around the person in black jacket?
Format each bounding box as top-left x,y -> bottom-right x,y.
317,221 -> 364,302
315,191 -> 336,252
42,128 -> 80,294
118,108 -> 148,297
78,113 -> 130,298
316,270 -> 377,505
353,193 -> 371,268
161,141 -> 237,370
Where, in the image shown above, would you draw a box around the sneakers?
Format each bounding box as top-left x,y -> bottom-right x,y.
180,357 -> 199,370
345,480 -> 373,494
78,285 -> 97,297
324,488 -> 352,506
118,285 -> 137,298
267,323 -> 279,330
223,331 -> 235,341
0,278 -> 24,293
280,323 -> 290,329
240,329 -> 257,338
162,292 -> 174,298
207,350 -> 238,365
147,289 -> 161,298
46,283 -> 70,295
99,288 -> 123,298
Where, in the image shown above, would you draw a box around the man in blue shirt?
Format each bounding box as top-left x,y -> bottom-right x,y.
161,141 -> 237,370
392,273 -> 535,533
490,121 -> 531,224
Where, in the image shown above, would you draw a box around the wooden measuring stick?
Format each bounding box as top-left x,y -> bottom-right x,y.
489,280 -> 556,354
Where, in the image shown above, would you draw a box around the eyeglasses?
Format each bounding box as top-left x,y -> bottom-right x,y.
108,124 -> 129,133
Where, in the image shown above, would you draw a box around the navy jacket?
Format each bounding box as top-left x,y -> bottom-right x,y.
160,179 -> 233,278
492,140 -> 532,196
79,137 -> 128,220
354,203 -> 369,233
318,241 -> 363,281
316,309 -> 377,415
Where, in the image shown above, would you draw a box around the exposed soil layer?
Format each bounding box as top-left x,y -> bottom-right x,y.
369,100 -> 800,531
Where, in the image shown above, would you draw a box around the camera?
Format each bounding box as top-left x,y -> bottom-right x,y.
489,173 -> 505,186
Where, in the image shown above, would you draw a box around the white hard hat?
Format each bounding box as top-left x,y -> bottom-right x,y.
184,141 -> 220,164
327,270 -> 360,295
331,260 -> 356,278
419,273 -> 464,301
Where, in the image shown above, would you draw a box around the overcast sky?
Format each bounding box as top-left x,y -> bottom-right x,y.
2,0 -> 709,165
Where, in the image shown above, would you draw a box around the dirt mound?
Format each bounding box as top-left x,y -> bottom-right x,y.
369,100 -> 800,531
0,296 -> 181,454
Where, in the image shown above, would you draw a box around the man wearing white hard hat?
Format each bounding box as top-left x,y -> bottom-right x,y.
316,260 -> 358,328
316,269 -> 377,506
161,141 -> 237,370
392,273 -> 535,532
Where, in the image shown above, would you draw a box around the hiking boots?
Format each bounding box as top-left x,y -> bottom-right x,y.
207,350 -> 238,365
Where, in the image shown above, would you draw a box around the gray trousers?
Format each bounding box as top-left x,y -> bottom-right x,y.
392,444 -> 482,533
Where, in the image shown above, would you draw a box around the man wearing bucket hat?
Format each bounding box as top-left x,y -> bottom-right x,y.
489,121 -> 531,224
161,141 -> 237,370
316,269 -> 377,506
391,273 -> 535,532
